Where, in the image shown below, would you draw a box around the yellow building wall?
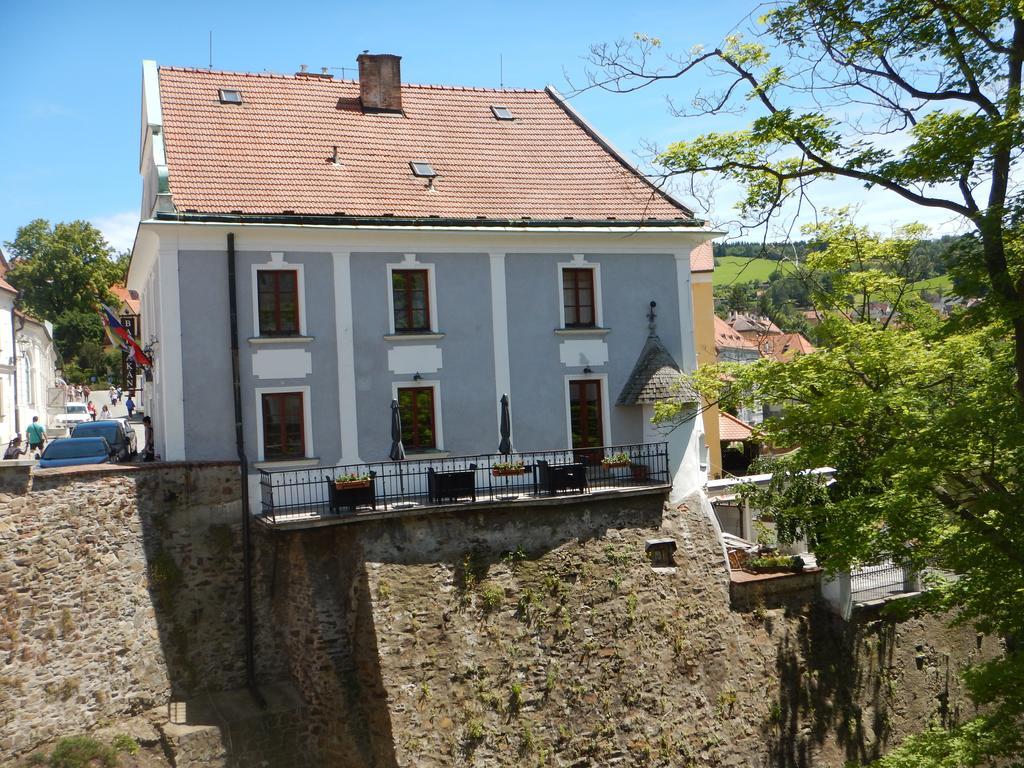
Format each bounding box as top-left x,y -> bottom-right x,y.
691,272 -> 722,478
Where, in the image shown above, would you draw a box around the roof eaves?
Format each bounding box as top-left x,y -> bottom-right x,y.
544,85 -> 698,221
154,211 -> 705,228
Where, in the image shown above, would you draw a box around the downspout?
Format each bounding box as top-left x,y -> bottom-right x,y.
10,309 -> 20,436
228,233 -> 263,705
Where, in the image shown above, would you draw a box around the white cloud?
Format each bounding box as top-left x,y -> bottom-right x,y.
91,211 -> 139,253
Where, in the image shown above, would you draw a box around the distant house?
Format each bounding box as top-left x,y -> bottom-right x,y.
0,252 -> 60,445
126,54 -> 721,506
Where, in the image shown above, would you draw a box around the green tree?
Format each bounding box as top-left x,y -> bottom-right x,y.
4,219 -> 123,380
587,0 -> 1024,392
4,219 -> 120,320
664,217 -> 1024,765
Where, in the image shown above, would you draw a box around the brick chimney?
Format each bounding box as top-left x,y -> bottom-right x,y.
357,53 -> 402,113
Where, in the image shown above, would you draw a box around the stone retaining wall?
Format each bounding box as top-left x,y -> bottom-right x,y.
0,462 -> 284,761
1,464 -> 1000,767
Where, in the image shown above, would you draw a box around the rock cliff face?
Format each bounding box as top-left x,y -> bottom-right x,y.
0,464 -> 997,767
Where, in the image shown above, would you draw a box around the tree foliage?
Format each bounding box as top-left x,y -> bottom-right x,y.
662,217 -> 1023,764
4,219 -> 123,380
586,0 -> 1024,392
4,219 -> 120,321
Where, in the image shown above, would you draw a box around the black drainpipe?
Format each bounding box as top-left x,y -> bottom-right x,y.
228,233 -> 263,705
10,306 -> 21,435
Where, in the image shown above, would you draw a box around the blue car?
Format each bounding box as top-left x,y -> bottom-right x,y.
37,437 -> 113,468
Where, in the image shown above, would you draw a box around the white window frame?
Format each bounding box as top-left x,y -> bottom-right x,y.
557,254 -> 603,329
386,254 -> 439,335
392,379 -> 444,455
563,373 -> 611,450
251,252 -> 307,338
254,384 -> 314,464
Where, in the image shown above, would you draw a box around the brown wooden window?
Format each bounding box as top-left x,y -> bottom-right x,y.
563,268 -> 596,327
257,270 -> 300,336
569,379 -> 604,462
392,269 -> 430,332
398,386 -> 436,451
261,392 -> 305,460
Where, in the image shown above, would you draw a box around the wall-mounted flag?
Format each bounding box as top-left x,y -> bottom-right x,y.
100,305 -> 152,367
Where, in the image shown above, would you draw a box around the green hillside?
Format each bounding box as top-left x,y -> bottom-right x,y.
713,256 -> 793,286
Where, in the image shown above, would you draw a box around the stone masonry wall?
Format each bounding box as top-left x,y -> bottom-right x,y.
264,491 -> 996,767
1,463 -> 998,767
0,462 -> 286,761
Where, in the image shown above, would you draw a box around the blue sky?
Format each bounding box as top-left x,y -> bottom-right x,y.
0,0 -> 964,254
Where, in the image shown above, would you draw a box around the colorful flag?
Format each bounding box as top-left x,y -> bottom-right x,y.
100,305 -> 152,367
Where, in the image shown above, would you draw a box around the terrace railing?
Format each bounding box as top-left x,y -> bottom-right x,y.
258,441 -> 669,524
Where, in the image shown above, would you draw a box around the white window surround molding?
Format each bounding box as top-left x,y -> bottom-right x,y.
254,384 -> 314,463
562,373 -> 611,450
391,379 -> 445,453
557,254 -> 604,329
251,252 -> 308,338
386,254 -> 440,335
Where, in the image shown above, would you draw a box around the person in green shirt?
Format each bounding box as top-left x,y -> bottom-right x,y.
25,416 -> 46,456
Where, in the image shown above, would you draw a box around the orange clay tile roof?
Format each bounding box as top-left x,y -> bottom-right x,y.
157,67 -> 698,222
719,411 -> 755,441
714,316 -> 759,350
689,241 -> 714,273
0,256 -> 15,294
109,285 -> 141,314
759,332 -> 815,362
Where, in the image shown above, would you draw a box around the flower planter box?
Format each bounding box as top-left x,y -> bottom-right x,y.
601,460 -> 631,469
492,468 -> 526,477
334,479 -> 371,491
327,478 -> 376,512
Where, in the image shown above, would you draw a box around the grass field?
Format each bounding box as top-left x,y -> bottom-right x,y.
913,274 -> 954,293
713,256 -> 793,286
713,255 -> 954,295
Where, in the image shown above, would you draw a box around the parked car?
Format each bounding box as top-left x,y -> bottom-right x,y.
37,437 -> 113,468
70,419 -> 137,461
54,402 -> 92,432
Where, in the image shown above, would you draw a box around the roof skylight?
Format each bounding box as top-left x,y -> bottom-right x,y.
491,105 -> 514,120
218,89 -> 243,104
410,161 -> 437,178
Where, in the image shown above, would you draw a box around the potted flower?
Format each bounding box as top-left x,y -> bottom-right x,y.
334,472 -> 372,490
745,554 -> 802,574
601,452 -> 631,469
492,460 -> 526,477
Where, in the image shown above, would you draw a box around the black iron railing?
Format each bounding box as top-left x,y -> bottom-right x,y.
849,560 -> 918,603
258,442 -> 669,523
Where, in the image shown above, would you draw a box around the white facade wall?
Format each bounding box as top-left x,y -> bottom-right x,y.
129,222 -> 717,506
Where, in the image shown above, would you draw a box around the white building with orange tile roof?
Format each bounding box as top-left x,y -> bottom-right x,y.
127,54 -> 723,507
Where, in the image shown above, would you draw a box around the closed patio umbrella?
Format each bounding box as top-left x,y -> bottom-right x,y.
498,393 -> 513,455
389,399 -> 407,504
497,393 -> 517,500
389,399 -> 406,462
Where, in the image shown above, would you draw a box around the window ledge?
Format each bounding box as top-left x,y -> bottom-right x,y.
248,336 -> 315,345
254,457 -> 320,470
402,450 -> 450,460
384,332 -> 446,342
554,327 -> 611,337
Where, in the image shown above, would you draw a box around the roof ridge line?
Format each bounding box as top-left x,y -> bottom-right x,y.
156,64 -> 546,92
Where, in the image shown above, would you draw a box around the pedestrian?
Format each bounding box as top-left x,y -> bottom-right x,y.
100,405 -> 111,420
87,401 -> 97,421
3,435 -> 26,460
143,416 -> 155,462
25,417 -> 46,458
125,395 -> 135,419
109,386 -> 116,405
